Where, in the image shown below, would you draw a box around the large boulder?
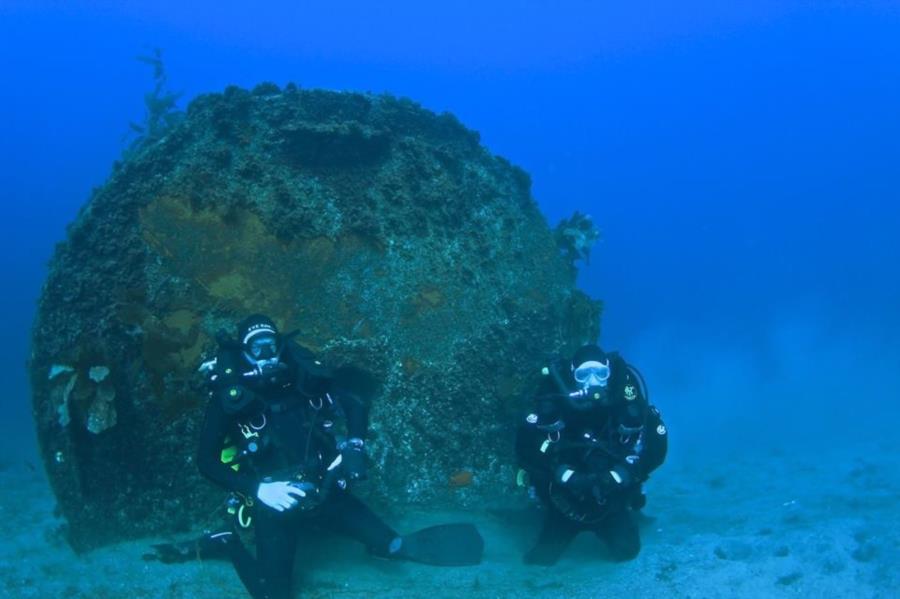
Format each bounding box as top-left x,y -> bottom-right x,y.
30,83 -> 600,550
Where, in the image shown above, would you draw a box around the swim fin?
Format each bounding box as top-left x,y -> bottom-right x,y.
397,523 -> 484,566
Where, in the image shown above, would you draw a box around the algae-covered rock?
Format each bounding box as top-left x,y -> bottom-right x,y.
30,83 -> 599,550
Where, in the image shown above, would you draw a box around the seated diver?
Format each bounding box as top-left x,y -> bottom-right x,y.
150,314 -> 483,599
515,344 -> 668,565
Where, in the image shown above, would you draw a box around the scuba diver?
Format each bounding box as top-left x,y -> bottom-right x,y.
515,344 -> 667,565
149,314 -> 483,599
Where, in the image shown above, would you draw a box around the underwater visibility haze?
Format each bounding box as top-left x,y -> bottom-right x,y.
1,1 -> 898,597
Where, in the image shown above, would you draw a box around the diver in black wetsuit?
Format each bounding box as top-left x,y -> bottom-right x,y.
515,344 -> 667,566
157,314 -> 482,599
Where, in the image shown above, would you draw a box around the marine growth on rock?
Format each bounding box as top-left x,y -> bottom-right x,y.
30,83 -> 600,550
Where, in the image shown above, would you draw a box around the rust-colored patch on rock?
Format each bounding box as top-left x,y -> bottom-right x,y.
401,355 -> 422,377
449,470 -> 474,488
140,196 -> 384,349
115,297 -> 207,412
417,286 -> 444,308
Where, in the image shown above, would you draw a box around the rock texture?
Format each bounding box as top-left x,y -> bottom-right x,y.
30,83 -> 599,550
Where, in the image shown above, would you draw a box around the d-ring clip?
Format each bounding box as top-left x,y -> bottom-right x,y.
249,413 -> 267,431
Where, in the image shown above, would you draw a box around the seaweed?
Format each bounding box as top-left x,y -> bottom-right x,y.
123,48 -> 184,155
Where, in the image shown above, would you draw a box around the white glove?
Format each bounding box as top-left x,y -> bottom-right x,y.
256,481 -> 306,512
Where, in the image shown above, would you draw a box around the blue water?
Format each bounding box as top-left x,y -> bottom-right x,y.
2,0 -> 899,459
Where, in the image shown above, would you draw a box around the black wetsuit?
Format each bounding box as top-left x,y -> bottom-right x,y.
515,353 -> 668,565
197,343 -> 396,599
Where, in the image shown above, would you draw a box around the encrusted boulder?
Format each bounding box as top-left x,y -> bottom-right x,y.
30,83 -> 599,550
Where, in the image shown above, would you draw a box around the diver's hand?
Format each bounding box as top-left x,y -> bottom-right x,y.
339,438 -> 367,481
585,468 -> 633,504
256,481 -> 307,512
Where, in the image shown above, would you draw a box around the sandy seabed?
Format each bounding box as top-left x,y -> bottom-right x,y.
1,440 -> 897,599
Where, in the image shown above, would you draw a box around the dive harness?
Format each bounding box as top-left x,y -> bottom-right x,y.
216,389 -> 345,528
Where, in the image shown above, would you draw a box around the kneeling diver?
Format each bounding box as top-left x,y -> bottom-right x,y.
151,315 -> 483,599
516,344 -> 668,565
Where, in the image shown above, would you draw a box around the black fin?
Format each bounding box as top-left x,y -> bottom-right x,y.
398,523 -> 484,566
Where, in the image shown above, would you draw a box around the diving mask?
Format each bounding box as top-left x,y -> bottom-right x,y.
248,335 -> 279,360
573,360 -> 610,389
243,333 -> 281,373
